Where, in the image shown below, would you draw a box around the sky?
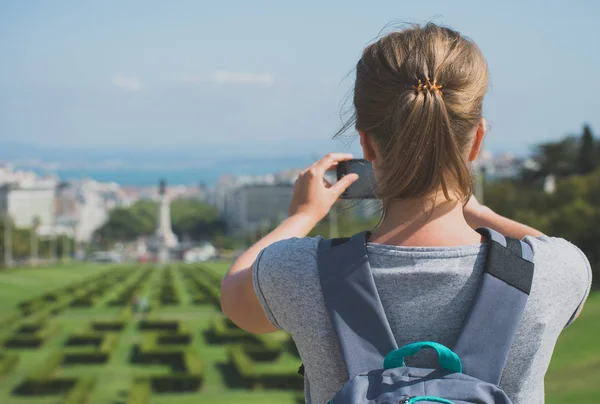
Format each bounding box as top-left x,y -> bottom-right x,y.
1,0 -> 599,159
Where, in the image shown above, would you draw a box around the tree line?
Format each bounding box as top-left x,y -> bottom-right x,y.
94,199 -> 226,247
485,124 -> 599,288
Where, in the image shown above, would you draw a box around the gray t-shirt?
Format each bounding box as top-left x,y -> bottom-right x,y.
252,235 -> 592,404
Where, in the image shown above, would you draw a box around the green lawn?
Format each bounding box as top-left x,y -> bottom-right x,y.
546,292 -> 600,403
0,263 -> 597,403
0,263 -> 109,309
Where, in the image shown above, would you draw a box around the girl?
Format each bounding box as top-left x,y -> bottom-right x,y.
221,23 -> 592,403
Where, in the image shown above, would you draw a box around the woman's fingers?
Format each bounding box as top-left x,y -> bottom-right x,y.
330,173 -> 359,197
312,153 -> 354,175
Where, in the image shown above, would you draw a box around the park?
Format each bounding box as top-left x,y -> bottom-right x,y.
0,262 -> 597,404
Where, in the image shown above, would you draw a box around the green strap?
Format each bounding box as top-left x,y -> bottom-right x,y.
383,341 -> 462,374
408,397 -> 454,404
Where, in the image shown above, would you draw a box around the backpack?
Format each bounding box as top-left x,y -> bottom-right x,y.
314,227 -> 535,404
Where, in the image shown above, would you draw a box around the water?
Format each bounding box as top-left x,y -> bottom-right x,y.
32,157 -> 315,186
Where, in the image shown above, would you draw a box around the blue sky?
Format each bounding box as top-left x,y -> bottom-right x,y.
1,0 -> 599,158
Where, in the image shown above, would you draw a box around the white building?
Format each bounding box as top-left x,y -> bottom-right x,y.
55,180 -> 110,243
0,183 -> 56,228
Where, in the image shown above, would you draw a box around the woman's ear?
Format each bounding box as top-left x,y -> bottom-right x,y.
359,131 -> 377,162
468,118 -> 486,162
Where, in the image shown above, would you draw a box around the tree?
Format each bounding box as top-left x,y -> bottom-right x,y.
532,136 -> 579,178
94,198 -> 227,246
577,124 -> 598,174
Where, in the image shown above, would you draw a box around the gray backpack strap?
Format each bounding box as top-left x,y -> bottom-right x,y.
317,231 -> 398,379
453,227 -> 535,385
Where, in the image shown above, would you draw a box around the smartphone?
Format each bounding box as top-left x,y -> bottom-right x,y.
336,159 -> 379,199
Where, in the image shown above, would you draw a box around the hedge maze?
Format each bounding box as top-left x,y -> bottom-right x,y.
0,264 -> 304,404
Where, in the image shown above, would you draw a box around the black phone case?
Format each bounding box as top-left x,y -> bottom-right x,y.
336,159 -> 375,199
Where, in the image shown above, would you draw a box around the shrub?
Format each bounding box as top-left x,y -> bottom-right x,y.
65,334 -> 103,348
63,376 -> 96,404
127,378 -> 151,404
63,352 -> 109,365
150,375 -> 202,393
12,378 -> 76,396
244,346 -> 282,362
228,345 -> 254,379
30,352 -> 63,380
138,320 -> 179,331
100,333 -> 120,353
92,321 -> 125,331
210,316 -> 253,343
4,338 -> 43,349
0,311 -> 19,329
228,345 -> 303,391
183,348 -> 204,374
0,353 -> 18,379
158,334 -> 191,346
18,324 -> 42,334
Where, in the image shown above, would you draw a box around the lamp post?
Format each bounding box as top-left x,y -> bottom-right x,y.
30,217 -> 40,265
329,203 -> 339,238
3,213 -> 12,268
50,227 -> 57,263
475,163 -> 485,205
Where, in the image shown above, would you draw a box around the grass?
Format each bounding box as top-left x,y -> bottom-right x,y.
0,263 -> 301,404
0,263 -> 109,309
546,292 -> 600,403
0,262 -> 597,403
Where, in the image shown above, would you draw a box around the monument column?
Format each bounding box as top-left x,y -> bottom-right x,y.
156,179 -> 178,263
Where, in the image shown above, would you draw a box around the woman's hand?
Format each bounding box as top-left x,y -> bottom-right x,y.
288,153 -> 359,223
221,153 -> 358,335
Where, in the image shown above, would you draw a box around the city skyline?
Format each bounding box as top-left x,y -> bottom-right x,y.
1,1 -> 599,157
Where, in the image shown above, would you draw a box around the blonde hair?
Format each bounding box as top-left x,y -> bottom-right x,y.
338,23 -> 489,206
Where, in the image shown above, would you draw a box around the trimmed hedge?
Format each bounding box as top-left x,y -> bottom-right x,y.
179,267 -> 220,305
127,378 -> 151,404
138,320 -> 179,332
0,352 -> 18,379
65,334 -> 103,348
244,346 -> 282,362
228,345 -> 303,391
12,378 -> 77,396
210,316 -> 254,344
63,352 -> 109,365
63,376 -> 96,404
92,321 -> 125,331
29,351 -> 63,380
158,334 -> 191,345
150,374 -> 202,393
0,311 -> 19,329
4,322 -> 58,349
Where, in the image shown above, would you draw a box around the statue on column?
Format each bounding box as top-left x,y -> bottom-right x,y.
156,179 -> 178,262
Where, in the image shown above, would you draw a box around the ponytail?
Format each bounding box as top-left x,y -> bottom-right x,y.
341,23 -> 487,207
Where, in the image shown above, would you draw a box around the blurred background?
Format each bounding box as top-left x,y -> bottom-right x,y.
0,1 -> 598,403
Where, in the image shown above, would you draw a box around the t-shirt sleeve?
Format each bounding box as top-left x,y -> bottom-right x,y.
563,242 -> 593,327
252,236 -> 321,331
526,236 -> 593,328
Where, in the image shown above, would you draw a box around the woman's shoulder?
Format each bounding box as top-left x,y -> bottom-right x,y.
253,236 -> 323,296
522,235 -> 592,323
260,236 -> 322,264
523,235 -> 591,272
252,236 -> 323,330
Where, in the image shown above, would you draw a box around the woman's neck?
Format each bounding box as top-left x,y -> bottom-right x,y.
369,196 -> 484,247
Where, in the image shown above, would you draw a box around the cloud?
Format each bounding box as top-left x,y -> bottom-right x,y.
212,71 -> 274,85
113,75 -> 142,91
